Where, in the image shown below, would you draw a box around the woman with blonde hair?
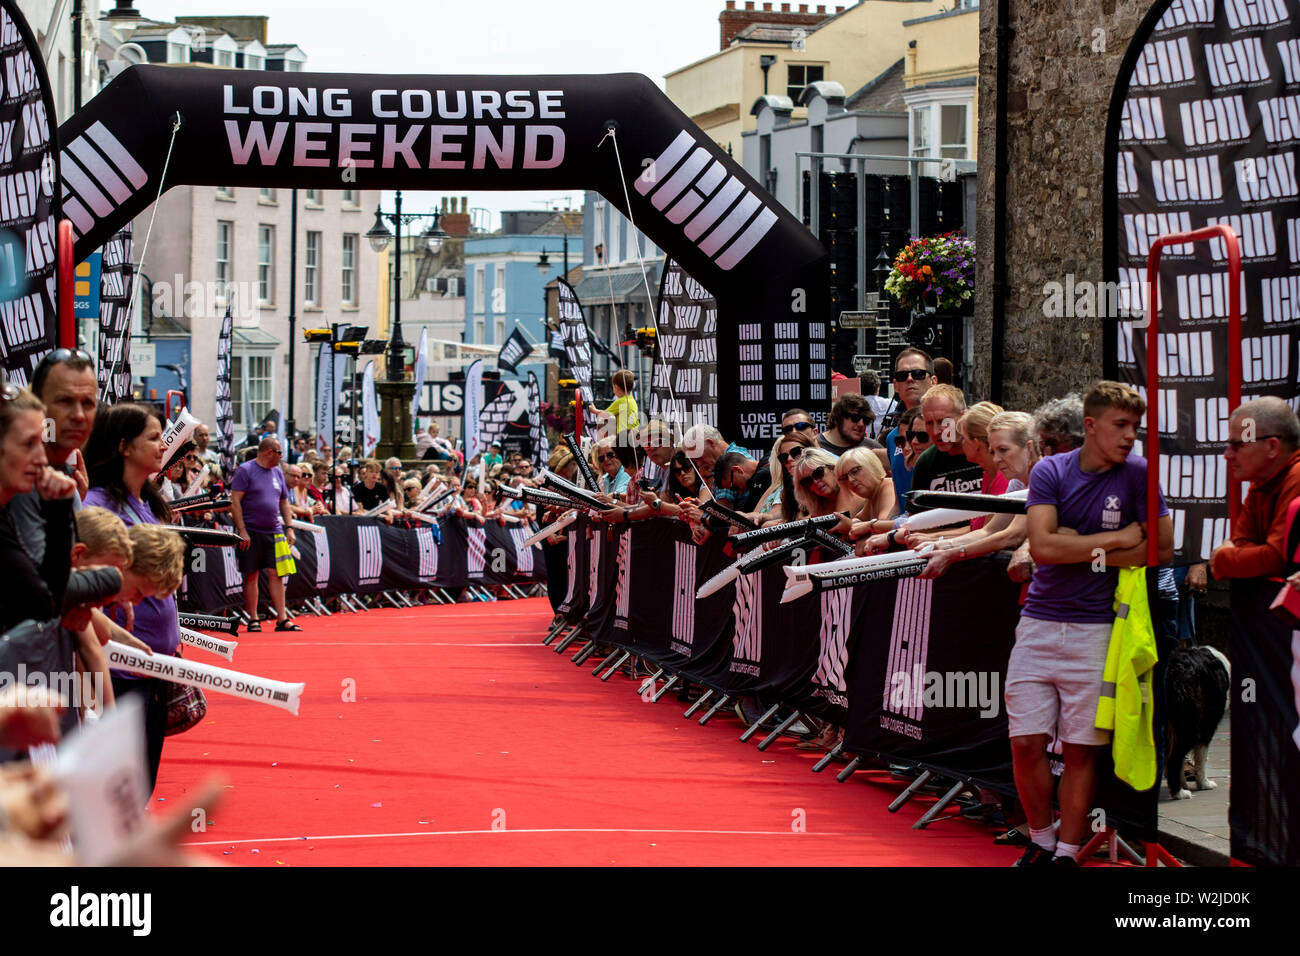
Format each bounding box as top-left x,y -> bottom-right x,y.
760,427 -> 820,524
959,402 -> 1010,528
792,448 -> 863,524
834,446 -> 897,537
913,410 -> 1039,580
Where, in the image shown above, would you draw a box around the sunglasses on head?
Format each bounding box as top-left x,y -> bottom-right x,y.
907,430 -> 931,443
893,369 -> 930,382
0,381 -> 19,401
777,445 -> 806,466
781,421 -> 814,435
798,465 -> 828,489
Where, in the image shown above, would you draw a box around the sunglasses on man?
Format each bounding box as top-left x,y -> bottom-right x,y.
798,465 -> 829,489
843,413 -> 870,425
781,421 -> 814,435
893,369 -> 930,382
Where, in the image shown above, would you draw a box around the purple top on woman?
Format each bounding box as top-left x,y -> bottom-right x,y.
82,488 -> 180,664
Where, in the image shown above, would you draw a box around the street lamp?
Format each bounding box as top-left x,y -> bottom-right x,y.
536,233 -> 570,277
365,190 -> 448,459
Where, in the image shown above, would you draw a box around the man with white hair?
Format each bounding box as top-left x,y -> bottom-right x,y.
1211,396 -> 1300,581
681,423 -> 752,485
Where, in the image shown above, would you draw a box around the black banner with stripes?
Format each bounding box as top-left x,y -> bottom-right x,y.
649,258 -> 718,432
1106,0 -> 1300,564
0,0 -> 61,384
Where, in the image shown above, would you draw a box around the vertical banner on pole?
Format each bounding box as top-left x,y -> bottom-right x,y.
464,358 -> 483,463
362,360 -> 380,458
650,258 -> 717,432
557,280 -> 598,432
0,0 -> 60,385
97,225 -> 134,402
411,326 -> 429,436
315,342 -> 333,455
215,305 -> 235,477
528,371 -> 549,470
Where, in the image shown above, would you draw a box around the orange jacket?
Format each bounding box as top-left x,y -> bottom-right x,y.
1215,449 -> 1300,580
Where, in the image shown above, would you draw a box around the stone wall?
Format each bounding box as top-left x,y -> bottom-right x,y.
972,0 -> 1153,411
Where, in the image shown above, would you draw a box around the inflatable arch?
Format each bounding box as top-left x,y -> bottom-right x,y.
57,66 -> 831,443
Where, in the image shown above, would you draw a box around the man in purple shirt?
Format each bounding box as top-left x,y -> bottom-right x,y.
1010,381 -> 1172,867
229,437 -> 300,632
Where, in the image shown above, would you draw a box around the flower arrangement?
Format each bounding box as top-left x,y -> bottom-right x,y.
883,232 -> 975,314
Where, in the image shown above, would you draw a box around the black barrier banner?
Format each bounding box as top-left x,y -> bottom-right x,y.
1228,577 -> 1300,866
179,515 -> 545,613
97,224 -> 133,402
649,258 -> 718,432
0,0 -> 60,385
1105,0 -> 1300,564
527,371 -> 548,470
215,304 -> 235,475
563,517 -> 1161,838
57,67 -> 829,444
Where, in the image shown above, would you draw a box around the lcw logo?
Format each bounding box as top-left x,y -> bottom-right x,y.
636,130 -> 777,271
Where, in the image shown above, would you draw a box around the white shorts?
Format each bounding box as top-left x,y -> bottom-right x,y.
1005,615 -> 1112,746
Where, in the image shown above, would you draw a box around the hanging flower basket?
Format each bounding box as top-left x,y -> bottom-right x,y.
883,232 -> 975,314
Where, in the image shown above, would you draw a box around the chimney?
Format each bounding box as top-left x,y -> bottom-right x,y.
799,3 -> 809,10
763,2 -> 772,10
781,3 -> 790,10
835,4 -> 844,11
726,0 -> 735,7
817,4 -> 825,11
745,1 -> 754,8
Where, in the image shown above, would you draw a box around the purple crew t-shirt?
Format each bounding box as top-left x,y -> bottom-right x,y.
81,489 -> 180,665
231,460 -> 288,534
1021,449 -> 1168,624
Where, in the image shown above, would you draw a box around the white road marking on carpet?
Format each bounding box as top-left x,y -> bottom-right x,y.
182,827 -> 852,847
268,642 -> 545,647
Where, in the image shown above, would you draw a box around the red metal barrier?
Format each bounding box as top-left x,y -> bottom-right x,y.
1144,224 -> 1242,568
57,220 -> 75,348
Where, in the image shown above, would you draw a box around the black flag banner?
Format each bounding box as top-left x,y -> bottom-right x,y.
650,258 -> 718,431
557,278 -> 598,431
0,0 -> 60,385
527,371 -> 549,469
497,326 -> 534,374
215,304 -> 235,476
97,225 -> 133,402
1105,0 -> 1300,563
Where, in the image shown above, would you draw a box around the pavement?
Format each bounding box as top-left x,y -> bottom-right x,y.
1156,709 -> 1231,867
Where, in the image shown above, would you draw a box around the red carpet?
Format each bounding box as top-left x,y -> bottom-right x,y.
157,598 -> 1017,865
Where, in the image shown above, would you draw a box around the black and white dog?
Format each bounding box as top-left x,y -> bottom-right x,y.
1164,646 -> 1231,800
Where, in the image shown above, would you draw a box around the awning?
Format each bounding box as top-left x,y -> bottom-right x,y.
233,327 -> 281,347
572,268 -> 659,305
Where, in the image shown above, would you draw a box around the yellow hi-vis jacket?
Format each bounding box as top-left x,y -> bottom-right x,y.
1094,567 -> 1159,791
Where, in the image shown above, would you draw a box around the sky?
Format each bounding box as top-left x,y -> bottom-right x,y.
141,0 -> 726,227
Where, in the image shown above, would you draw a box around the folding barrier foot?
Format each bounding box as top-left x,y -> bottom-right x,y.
649,674 -> 679,702
886,769 -> 932,808
683,688 -> 713,719
636,667 -> 665,696
591,647 -> 616,676
541,620 -> 566,645
756,710 -> 803,751
738,703 -> 782,743
598,650 -> 631,681
812,741 -> 843,773
912,779 -> 970,829
698,694 -> 732,726
571,641 -> 600,665
836,756 -> 865,783
553,628 -> 583,654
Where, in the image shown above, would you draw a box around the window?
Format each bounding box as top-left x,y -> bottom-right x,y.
474,317 -> 485,344
473,265 -> 485,311
216,185 -> 233,199
592,200 -> 606,266
494,318 -> 505,344
214,48 -> 235,68
259,187 -> 276,203
341,234 -> 357,305
911,105 -> 932,156
940,104 -> 969,159
168,41 -> 191,64
243,52 -> 265,71
305,188 -> 321,205
608,214 -> 621,267
233,355 -> 272,429
283,59 -> 302,73
494,264 -> 506,312
786,64 -> 824,102
305,231 -> 320,306
216,221 -> 232,290
341,189 -> 358,206
257,225 -> 275,303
